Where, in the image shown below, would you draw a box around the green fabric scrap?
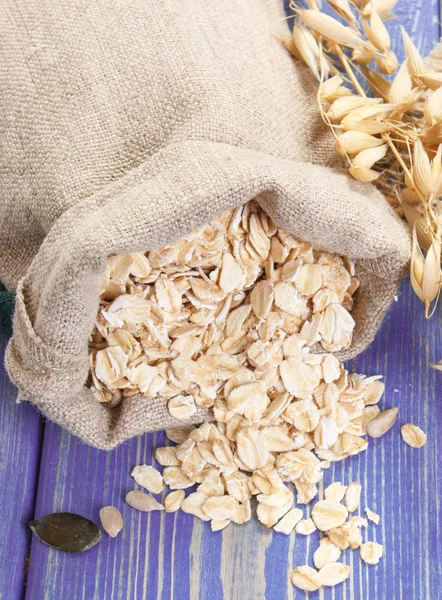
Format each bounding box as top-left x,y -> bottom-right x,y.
0,281 -> 15,336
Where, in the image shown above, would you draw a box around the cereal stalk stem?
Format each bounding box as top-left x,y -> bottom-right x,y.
333,44 -> 366,97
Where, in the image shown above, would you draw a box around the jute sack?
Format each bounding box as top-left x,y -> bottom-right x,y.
1,0 -> 410,449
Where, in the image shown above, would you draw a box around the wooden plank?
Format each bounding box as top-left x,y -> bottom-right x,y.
398,0 -> 440,56
23,3 -> 442,599
0,332 -> 43,600
24,281 -> 441,600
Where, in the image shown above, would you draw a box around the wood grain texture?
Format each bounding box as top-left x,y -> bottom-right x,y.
1,2 -> 442,599
22,281 -> 442,600
0,332 -> 43,600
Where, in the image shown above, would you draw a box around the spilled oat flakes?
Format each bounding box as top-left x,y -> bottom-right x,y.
91,201 -> 391,589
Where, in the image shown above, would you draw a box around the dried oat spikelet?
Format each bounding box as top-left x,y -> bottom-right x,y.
424,86 -> 442,125
422,72 -> 442,92
352,0 -> 369,8
298,10 -> 365,49
326,0 -> 356,26
400,26 -> 426,80
352,46 -> 376,66
279,36 -> 302,61
346,119 -> 390,135
319,74 -> 352,102
349,144 -> 387,182
328,96 -> 381,121
376,50 -> 398,75
389,61 -> 419,107
398,188 -> 433,252
362,0 -> 398,21
362,67 -> 392,102
410,227 -> 441,316
341,103 -> 393,126
363,9 -> 390,52
412,142 -> 432,197
336,131 -> 384,157
292,25 -> 321,80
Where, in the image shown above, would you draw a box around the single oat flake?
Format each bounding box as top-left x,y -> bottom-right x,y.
360,542 -> 383,565
324,482 -> 347,503
401,423 -> 427,448
345,482 -> 362,513
273,508 -> 303,535
131,465 -> 164,494
319,562 -> 351,586
291,565 -> 322,592
295,518 -> 317,536
164,490 -> 185,513
312,500 -> 349,532
313,538 -> 342,569
365,507 -> 380,525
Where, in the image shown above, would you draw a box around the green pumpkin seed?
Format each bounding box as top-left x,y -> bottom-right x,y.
29,512 -> 101,553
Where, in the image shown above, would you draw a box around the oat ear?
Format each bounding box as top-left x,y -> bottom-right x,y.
399,197 -> 433,251
327,0 -> 357,27
278,36 -> 302,61
336,131 -> 384,156
412,139 -> 433,196
422,227 -> 441,315
298,9 -> 364,49
410,224 -> 441,315
401,26 -> 426,78
389,60 -> 413,104
364,9 -> 391,52
351,144 -> 388,168
424,87 -> 442,125
292,24 -> 321,80
362,0 -> 398,21
362,66 -> 392,101
425,37 -> 442,72
410,226 -> 426,303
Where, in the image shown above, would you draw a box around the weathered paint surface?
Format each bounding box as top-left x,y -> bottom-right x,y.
0,2 -> 441,598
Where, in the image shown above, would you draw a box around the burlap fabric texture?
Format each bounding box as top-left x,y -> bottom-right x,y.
0,0 -> 410,449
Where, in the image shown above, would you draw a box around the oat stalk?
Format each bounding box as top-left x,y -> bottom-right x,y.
280,0 -> 441,364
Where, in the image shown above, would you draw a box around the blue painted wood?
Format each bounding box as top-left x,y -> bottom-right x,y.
1,2 -> 441,599
0,333 -> 43,600
23,281 -> 442,600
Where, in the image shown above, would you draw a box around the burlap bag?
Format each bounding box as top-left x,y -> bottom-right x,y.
1,0 -> 410,449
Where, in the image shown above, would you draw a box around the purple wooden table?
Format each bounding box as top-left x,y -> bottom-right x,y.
1,3 -> 441,599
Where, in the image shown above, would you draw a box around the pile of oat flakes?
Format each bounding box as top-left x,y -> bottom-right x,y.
90,201 -> 410,590
91,201 -> 367,413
